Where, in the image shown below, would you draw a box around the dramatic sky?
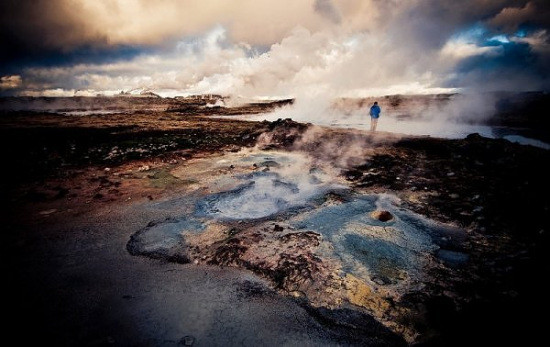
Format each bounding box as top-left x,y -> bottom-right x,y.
1,0 -> 549,97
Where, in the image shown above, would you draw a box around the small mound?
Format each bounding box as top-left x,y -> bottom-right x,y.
370,210 -> 394,222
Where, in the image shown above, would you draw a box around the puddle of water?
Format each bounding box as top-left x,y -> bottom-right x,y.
217,113 -> 550,150
503,135 -> 550,150
293,196 -> 377,235
196,172 -> 337,220
196,174 -> 297,220
193,151 -> 343,220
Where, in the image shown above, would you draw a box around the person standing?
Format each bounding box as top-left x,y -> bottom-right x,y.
369,101 -> 381,131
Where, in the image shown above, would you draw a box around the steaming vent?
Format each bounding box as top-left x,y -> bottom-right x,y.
196,170 -> 332,220
129,150 -> 469,293
371,210 -> 394,222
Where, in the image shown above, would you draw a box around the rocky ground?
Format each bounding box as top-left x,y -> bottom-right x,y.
2,107 -> 549,345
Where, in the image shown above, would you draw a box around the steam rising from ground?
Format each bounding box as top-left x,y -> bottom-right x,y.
195,150 -> 344,220
1,1 -> 548,139
130,148 -> 469,318
232,92 -> 501,140
3,1 -> 549,101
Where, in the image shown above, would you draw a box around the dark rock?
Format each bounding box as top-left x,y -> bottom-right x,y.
227,228 -> 240,236
371,276 -> 391,285
207,238 -> 248,266
279,231 -> 321,246
344,169 -> 363,181
259,160 -> 280,168
180,335 -> 195,346
54,187 -> 70,199
466,133 -> 483,140
270,253 -> 321,289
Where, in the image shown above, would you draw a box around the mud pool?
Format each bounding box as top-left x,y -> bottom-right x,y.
127,149 -> 468,337
290,193 -> 467,287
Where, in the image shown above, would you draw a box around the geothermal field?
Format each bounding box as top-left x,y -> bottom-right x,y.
2,93 -> 549,345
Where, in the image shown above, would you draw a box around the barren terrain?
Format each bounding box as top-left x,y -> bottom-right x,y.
2,98 -> 549,345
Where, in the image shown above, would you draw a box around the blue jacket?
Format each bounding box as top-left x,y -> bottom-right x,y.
369,105 -> 381,118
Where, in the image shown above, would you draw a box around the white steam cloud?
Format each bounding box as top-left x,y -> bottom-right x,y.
16,26 -> 456,99
8,0 -> 549,99
3,0 -> 549,138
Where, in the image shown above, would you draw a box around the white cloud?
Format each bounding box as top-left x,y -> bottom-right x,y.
0,75 -> 22,89
511,29 -> 550,54
20,88 -> 74,97
3,0 -> 384,49
18,25 -> 452,98
440,40 -> 503,60
10,1 -> 549,97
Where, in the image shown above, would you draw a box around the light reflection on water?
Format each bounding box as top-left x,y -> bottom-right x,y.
219,112 -> 550,150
